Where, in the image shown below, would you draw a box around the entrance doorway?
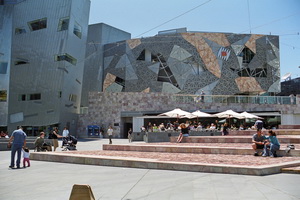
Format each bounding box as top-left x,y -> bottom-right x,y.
123,123 -> 132,138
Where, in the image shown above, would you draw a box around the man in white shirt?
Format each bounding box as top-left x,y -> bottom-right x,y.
61,127 -> 69,147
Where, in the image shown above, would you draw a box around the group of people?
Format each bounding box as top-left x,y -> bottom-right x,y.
8,126 -> 71,169
252,129 -> 280,157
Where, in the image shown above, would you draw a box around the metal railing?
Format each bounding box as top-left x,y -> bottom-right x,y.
172,95 -> 297,105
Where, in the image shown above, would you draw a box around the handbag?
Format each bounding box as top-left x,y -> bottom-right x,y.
7,143 -> 11,149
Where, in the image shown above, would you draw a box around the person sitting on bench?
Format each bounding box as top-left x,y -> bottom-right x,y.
177,123 -> 189,143
34,132 -> 51,152
262,130 -> 280,157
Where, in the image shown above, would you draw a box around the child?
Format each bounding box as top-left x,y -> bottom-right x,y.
263,130 -> 280,157
22,147 -> 30,168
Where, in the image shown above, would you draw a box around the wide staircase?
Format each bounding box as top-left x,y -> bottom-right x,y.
101,129 -> 300,175
30,129 -> 300,176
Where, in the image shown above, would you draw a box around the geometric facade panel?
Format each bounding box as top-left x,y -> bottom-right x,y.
103,32 -> 280,95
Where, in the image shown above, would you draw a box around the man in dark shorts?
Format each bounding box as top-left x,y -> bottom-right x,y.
251,129 -> 265,156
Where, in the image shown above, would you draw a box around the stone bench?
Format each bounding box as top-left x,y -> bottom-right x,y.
169,136 -> 300,144
103,144 -> 300,157
132,131 -> 222,143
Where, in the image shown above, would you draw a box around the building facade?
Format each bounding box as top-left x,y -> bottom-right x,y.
81,23 -> 131,108
77,92 -> 300,138
1,0 -> 90,134
102,31 -> 280,95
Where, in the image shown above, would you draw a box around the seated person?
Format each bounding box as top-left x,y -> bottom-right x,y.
177,123 -> 189,143
251,129 -> 265,156
263,130 -> 280,157
152,124 -> 158,132
0,131 -> 8,138
34,132 -> 52,152
209,123 -> 216,130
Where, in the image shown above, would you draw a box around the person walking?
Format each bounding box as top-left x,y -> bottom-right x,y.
8,126 -> 27,169
107,126 -> 113,144
22,147 -> 30,168
128,128 -> 133,143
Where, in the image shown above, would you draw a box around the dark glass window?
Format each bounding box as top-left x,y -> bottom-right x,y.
240,47 -> 255,64
29,93 -> 41,100
19,94 -> 26,101
0,90 -> 7,102
28,18 -> 47,31
15,28 -> 26,35
73,22 -> 82,39
0,62 -> 8,74
14,59 -> 29,65
58,17 -> 69,31
55,53 -> 77,65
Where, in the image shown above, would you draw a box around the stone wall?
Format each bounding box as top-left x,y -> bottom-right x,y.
77,93 -> 300,138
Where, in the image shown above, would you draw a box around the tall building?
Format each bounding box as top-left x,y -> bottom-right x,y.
81,23 -> 131,108
0,0 -> 90,134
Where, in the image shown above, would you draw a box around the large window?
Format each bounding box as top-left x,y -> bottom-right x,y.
29,93 -> 41,100
18,93 -> 41,101
73,21 -> 82,39
58,17 -> 69,31
0,90 -> 7,102
55,53 -> 77,65
28,18 -> 47,31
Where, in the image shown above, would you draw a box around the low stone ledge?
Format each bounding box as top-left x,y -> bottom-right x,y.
30,152 -> 300,176
103,144 -> 300,157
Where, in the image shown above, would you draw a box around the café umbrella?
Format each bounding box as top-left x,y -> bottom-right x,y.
182,110 -> 212,119
214,109 -> 244,119
158,108 -> 191,119
240,111 -> 263,119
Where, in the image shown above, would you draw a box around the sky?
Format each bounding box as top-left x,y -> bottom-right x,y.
89,0 -> 300,80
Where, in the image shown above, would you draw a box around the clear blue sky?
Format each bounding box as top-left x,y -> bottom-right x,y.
89,0 -> 300,79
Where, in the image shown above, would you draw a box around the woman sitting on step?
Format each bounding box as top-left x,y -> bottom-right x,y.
177,123 -> 189,143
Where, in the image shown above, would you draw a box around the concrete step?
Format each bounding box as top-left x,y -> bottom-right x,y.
31,150 -> 300,176
230,129 -> 300,136
103,144 -> 300,157
281,166 -> 300,174
169,136 -> 300,144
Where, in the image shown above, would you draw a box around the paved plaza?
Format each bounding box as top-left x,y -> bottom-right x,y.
1,139 -> 300,200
